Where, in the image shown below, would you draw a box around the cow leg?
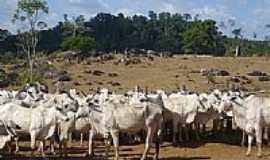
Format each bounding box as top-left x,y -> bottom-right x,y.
241,131 -> 246,147
184,125 -> 190,141
172,120 -> 178,145
39,141 -> 45,157
37,140 -> 45,152
59,142 -> 62,157
68,132 -> 72,143
64,140 -> 68,157
104,138 -> 111,159
154,123 -> 162,160
212,119 -> 218,134
80,133 -> 84,146
111,131 -> 120,160
88,130 -> 95,157
263,127 -> 269,145
30,132 -> 36,157
15,137 -> 19,153
195,123 -> 200,141
59,140 -> 67,157
7,141 -> 12,154
178,124 -> 183,143
141,127 -> 154,160
202,124 -> 206,133
50,140 -> 56,155
246,134 -> 253,156
256,126 -> 263,157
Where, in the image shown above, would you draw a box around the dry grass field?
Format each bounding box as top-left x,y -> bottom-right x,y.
45,56 -> 270,94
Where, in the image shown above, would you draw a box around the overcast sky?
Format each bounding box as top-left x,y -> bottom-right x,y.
1,0 -> 270,40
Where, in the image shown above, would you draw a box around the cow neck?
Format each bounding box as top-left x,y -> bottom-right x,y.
231,99 -> 246,118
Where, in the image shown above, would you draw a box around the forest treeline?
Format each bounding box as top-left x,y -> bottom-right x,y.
1,11 -> 270,59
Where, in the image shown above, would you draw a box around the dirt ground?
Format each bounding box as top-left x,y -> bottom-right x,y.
2,133 -> 270,160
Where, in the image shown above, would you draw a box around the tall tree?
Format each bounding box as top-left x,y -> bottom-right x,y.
232,28 -> 242,56
12,0 -> 48,82
62,14 -> 87,38
183,13 -> 192,21
182,20 -> 225,55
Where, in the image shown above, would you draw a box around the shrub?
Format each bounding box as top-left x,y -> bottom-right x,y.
207,73 -> 216,84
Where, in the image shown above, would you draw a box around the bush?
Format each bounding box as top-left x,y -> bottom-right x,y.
0,52 -> 21,64
61,36 -> 96,52
0,69 -> 20,88
0,69 -> 8,88
207,73 -> 216,84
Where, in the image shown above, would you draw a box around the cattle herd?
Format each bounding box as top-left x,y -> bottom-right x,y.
0,82 -> 270,159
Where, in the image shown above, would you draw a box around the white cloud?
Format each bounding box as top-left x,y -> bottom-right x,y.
160,2 -> 178,13
191,5 -> 235,21
0,0 -> 269,39
0,0 -> 18,32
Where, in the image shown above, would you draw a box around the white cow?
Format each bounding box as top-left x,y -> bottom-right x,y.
158,90 -> 207,144
220,94 -> 270,157
0,120 -> 17,152
193,91 -> 222,139
78,96 -> 164,160
0,99 -> 70,156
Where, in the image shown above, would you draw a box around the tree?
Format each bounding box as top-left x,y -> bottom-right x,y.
232,28 -> 242,39
12,0 -> 48,82
253,32 -> 257,40
219,19 -> 243,56
61,36 -> 96,52
182,20 -> 225,55
148,11 -> 157,21
0,29 -> 10,42
183,13 -> 192,21
232,28 -> 242,56
62,14 -> 88,38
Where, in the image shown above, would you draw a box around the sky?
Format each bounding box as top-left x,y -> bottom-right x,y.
1,0 -> 270,40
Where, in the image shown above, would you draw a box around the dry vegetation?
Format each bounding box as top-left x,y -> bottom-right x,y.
37,56 -> 270,94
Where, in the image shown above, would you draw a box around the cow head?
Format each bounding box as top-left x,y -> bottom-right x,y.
54,93 -> 79,113
54,105 -> 70,122
219,92 -> 242,113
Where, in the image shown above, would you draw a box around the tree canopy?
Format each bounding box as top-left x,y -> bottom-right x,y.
1,11 -> 270,57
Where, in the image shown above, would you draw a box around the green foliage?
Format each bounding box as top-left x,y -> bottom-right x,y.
61,36 -> 96,52
0,10 -> 270,58
0,52 -> 21,64
0,69 -> 21,87
18,70 -> 44,85
232,28 -> 242,39
207,73 -> 216,84
182,20 -> 225,55
224,38 -> 270,56
12,0 -> 49,82
18,63 -> 53,84
0,69 -> 6,82
13,0 -> 48,24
